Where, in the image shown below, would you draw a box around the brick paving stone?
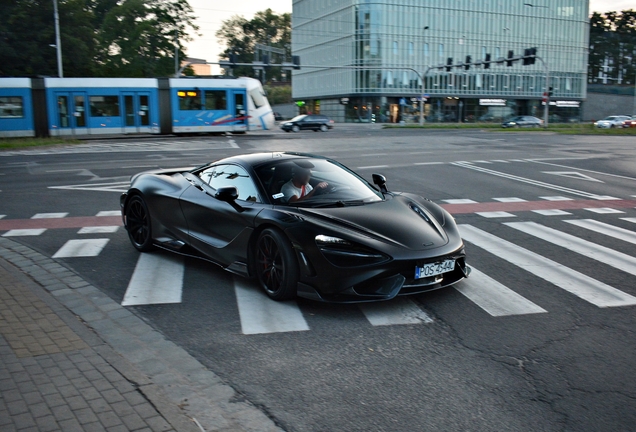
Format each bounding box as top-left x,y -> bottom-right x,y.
57,418 -> 84,432
28,401 -> 52,418
34,414 -> 59,432
82,422 -> 107,432
12,412 -> 36,429
74,406 -> 100,425
51,405 -> 75,422
65,395 -> 89,410
97,410 -> 124,428
120,412 -> 147,430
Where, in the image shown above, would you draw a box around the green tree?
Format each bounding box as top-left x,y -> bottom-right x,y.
94,0 -> 198,77
215,9 -> 291,82
589,10 -> 636,84
0,0 -> 96,77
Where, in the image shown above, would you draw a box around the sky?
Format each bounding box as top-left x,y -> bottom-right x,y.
187,1 -> 636,74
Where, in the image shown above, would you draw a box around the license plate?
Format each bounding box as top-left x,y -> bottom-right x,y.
415,260 -> 455,279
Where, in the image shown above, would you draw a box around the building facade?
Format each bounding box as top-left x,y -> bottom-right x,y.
291,0 -> 589,123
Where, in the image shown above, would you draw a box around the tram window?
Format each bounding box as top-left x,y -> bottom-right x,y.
204,90 -> 227,110
249,87 -> 266,109
0,97 -> 24,118
89,96 -> 120,116
178,90 -> 202,110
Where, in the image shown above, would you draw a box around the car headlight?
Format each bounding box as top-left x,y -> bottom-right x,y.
315,235 -> 389,267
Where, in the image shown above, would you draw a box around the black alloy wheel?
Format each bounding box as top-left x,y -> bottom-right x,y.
255,228 -> 299,300
125,195 -> 154,252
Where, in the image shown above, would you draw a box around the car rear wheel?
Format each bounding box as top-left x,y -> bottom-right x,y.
320,124 -> 328,132
255,228 -> 298,300
292,125 -> 300,133
125,195 -> 154,252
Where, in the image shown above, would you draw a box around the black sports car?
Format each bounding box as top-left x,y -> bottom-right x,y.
120,152 -> 470,303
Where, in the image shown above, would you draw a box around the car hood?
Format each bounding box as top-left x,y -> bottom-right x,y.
298,195 -> 449,251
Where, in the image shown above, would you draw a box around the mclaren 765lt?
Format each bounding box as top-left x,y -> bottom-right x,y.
120,152 -> 470,302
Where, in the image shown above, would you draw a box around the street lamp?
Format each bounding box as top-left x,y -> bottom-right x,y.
52,0 -> 63,77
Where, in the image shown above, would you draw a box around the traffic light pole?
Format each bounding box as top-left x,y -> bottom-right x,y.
535,56 -> 550,128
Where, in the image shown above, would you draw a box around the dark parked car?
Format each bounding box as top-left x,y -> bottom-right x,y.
280,114 -> 334,132
121,152 -> 469,303
501,116 -> 544,128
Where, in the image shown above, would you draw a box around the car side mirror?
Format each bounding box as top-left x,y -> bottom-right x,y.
215,186 -> 239,202
372,173 -> 388,193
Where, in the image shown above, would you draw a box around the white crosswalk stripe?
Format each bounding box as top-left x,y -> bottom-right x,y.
122,253 -> 184,306
359,298 -> 433,325
454,267 -> 547,316
52,239 -> 110,258
505,221 -> 636,278
564,219 -> 636,245
459,224 -> 636,308
233,278 -> 309,335
2,229 -> 47,237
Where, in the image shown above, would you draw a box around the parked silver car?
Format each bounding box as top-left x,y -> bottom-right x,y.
594,115 -> 631,128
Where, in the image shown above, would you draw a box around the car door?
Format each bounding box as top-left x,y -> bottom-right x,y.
301,115 -> 314,130
179,165 -> 263,264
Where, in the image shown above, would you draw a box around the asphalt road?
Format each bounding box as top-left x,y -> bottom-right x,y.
1,126 -> 636,431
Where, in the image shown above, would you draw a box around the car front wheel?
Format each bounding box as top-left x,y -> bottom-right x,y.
125,195 -> 154,252
320,124 -> 328,132
292,125 -> 300,133
255,228 -> 299,300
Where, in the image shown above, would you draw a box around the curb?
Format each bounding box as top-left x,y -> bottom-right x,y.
0,237 -> 283,432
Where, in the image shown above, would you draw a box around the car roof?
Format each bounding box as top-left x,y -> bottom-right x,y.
209,152 -> 328,168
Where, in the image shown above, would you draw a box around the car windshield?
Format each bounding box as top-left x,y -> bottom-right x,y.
255,158 -> 384,207
604,116 -> 618,120
289,115 -> 307,122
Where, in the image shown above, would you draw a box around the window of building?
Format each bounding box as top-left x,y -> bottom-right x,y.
178,90 -> 202,110
439,43 -> 444,59
0,97 -> 23,118
204,91 -> 227,110
89,96 -> 120,117
476,74 -> 482,89
495,47 -> 501,60
482,46 -> 487,59
393,41 -> 398,55
565,77 -> 572,91
408,42 -> 414,56
423,43 -> 429,58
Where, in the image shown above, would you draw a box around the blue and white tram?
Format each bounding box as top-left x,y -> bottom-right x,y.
0,76 -> 275,138
0,78 -> 35,138
169,77 -> 275,133
45,78 -> 160,136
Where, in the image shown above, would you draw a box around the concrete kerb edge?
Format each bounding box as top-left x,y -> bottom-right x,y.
0,237 -> 283,432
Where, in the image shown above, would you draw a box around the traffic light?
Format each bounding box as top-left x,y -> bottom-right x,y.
292,55 -> 301,70
548,86 -> 553,97
506,50 -> 514,67
523,47 -> 537,66
445,57 -> 453,72
262,55 -> 270,66
229,53 -> 238,65
464,55 -> 471,70
484,53 -> 491,69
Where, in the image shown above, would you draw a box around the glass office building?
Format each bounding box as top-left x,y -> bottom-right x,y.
291,0 -> 589,123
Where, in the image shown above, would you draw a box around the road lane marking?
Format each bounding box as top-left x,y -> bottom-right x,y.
233,278 -> 309,335
476,211 -> 516,218
454,267 -> 546,316
78,226 -> 119,234
357,165 -> 389,170
96,210 -> 121,217
621,217 -> 636,225
122,253 -> 184,306
505,221 -> 636,278
584,207 -> 625,214
2,229 -> 47,237
542,171 -> 603,183
539,196 -> 574,201
532,209 -> 572,216
459,224 -> 636,308
32,212 -> 68,219
359,297 -> 433,326
564,219 -> 636,245
413,162 -> 444,166
451,162 -> 618,200
530,160 -> 636,182
0,215 -> 4,220
443,199 -> 478,204
48,181 -> 130,193
52,239 -> 110,258
493,197 -> 527,203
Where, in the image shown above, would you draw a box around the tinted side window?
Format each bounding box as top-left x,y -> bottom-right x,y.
199,164 -> 260,202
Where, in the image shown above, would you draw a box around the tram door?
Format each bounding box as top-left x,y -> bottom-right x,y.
122,92 -> 151,133
233,91 -> 247,129
54,92 -> 87,135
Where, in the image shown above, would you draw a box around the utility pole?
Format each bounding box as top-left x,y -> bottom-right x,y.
174,30 -> 179,77
53,0 -> 63,77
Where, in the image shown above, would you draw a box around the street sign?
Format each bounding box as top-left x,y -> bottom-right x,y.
340,97 -> 349,105
399,98 -> 407,106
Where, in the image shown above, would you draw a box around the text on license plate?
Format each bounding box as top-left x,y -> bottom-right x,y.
415,260 -> 455,279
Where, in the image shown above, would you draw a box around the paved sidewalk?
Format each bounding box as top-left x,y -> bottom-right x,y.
0,237 -> 282,432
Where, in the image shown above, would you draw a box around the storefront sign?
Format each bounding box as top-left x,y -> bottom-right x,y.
479,98 -> 507,106
555,100 -> 581,107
